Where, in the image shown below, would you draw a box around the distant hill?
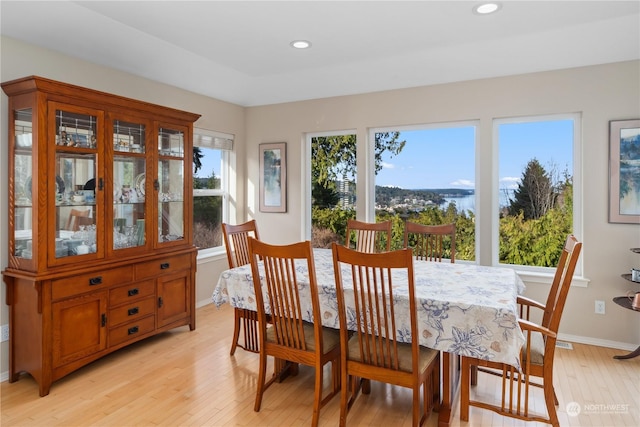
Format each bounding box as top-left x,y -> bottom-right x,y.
375,186 -> 473,207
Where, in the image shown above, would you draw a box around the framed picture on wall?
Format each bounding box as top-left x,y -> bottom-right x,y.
609,119 -> 640,224
259,142 -> 287,213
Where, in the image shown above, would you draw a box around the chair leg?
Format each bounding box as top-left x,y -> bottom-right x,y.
311,364 -> 324,427
333,359 -> 341,394
543,379 -> 560,427
254,350 -> 268,412
230,308 -> 242,355
460,356 -> 471,421
433,354 -> 441,410
412,384 -> 420,426
339,371 -> 349,427
362,378 -> 371,394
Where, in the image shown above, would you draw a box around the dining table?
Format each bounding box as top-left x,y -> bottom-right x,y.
212,247 -> 526,426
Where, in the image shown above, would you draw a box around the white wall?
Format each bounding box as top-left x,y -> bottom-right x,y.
245,61 -> 640,351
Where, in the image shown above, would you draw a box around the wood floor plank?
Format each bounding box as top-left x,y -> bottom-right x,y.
2,303 -> 638,426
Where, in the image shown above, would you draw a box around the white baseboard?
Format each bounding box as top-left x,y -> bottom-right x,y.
557,333 -> 638,352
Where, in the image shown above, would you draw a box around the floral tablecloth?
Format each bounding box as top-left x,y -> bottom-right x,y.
213,248 -> 526,368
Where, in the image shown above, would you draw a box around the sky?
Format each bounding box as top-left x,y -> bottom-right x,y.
196,119 -> 575,196
376,119 -> 575,191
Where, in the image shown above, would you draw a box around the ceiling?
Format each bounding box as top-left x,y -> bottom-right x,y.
2,1 -> 639,107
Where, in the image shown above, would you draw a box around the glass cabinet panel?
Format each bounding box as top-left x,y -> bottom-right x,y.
54,109 -> 97,258
158,127 -> 185,243
113,120 -> 146,250
14,109 -> 33,259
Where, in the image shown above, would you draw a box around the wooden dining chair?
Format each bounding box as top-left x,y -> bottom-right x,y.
222,220 -> 261,355
460,235 -> 582,427
332,243 -> 440,427
248,238 -> 341,427
403,221 -> 456,263
345,219 -> 392,253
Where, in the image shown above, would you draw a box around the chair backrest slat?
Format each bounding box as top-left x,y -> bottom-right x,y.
333,244 -> 416,371
404,221 -> 456,263
222,220 -> 259,268
346,219 -> 392,253
543,235 -> 582,333
249,238 -> 322,352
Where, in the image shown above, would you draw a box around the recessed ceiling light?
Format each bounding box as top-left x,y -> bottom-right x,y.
290,40 -> 311,49
473,2 -> 502,15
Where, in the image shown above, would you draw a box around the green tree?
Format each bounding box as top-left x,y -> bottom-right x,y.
193,147 -> 204,174
508,158 -> 556,220
193,169 -> 222,249
311,133 -> 406,208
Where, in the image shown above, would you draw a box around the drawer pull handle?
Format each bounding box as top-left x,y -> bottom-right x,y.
89,276 -> 103,286
101,313 -> 107,327
160,262 -> 170,269
128,326 -> 139,335
158,297 -> 163,308
128,307 -> 139,316
128,288 -> 139,297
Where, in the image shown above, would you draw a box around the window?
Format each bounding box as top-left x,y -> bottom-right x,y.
307,131 -> 357,248
495,114 -> 581,270
373,123 -> 477,258
192,129 -> 233,255
303,114 -> 583,280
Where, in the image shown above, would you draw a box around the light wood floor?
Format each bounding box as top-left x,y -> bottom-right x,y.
2,303 -> 638,426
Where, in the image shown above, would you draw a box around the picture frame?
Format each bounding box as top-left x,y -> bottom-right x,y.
609,119 -> 640,224
259,142 -> 287,213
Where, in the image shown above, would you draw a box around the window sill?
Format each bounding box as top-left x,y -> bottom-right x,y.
516,270 -> 590,288
196,248 -> 227,264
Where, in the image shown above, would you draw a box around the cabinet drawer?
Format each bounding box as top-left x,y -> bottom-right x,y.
109,315 -> 155,347
52,266 -> 134,300
109,296 -> 156,327
135,254 -> 192,280
109,280 -> 155,306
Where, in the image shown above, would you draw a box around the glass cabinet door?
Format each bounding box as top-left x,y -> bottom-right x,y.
112,119 -> 147,251
54,108 -> 99,260
158,127 -> 185,244
13,108 -> 34,261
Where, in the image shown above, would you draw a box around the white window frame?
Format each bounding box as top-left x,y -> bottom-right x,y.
303,129 -> 357,240
193,128 -> 233,259
492,113 -> 586,285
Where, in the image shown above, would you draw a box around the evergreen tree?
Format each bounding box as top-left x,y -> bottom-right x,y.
311,133 -> 405,208
312,181 -> 340,208
193,147 -> 204,174
508,158 -> 556,220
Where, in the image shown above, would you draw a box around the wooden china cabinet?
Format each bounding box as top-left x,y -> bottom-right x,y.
2,76 -> 201,396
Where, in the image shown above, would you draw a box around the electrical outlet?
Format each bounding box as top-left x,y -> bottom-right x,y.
595,300 -> 605,315
0,324 -> 8,342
